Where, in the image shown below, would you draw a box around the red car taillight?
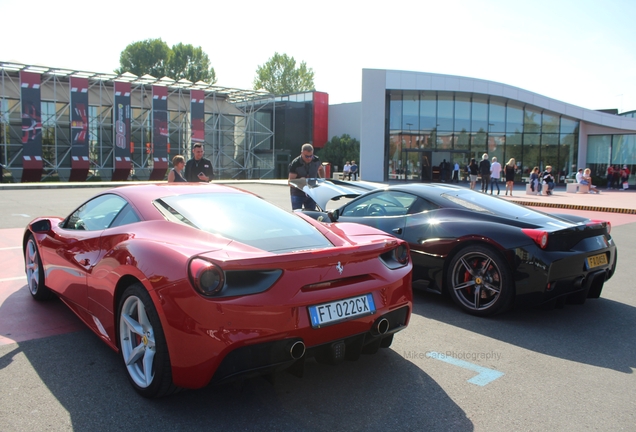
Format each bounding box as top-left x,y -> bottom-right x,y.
522,229 -> 548,249
394,244 -> 409,265
189,258 -> 225,297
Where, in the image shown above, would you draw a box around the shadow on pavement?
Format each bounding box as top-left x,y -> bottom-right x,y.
1,328 -> 472,431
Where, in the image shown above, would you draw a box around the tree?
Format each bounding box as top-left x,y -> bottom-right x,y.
315,134 -> 360,172
168,43 -> 216,83
117,39 -> 217,84
116,39 -> 172,78
253,52 -> 315,94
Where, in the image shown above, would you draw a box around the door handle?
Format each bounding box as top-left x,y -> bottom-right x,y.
392,228 -> 403,235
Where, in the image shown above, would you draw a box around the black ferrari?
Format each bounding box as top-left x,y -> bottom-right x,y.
296,180 -> 618,316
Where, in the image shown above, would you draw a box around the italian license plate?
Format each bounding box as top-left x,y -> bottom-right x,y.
587,253 -> 608,269
308,294 -> 376,328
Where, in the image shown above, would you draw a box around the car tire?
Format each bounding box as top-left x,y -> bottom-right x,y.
24,234 -> 54,301
446,245 -> 514,317
118,283 -> 179,398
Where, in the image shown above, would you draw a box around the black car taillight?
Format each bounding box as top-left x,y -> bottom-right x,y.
189,258 -> 225,296
588,219 -> 611,235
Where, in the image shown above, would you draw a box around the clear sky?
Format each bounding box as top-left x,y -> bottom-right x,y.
2,0 -> 636,111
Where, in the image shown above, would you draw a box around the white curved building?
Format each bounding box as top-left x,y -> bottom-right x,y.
356,69 -> 636,184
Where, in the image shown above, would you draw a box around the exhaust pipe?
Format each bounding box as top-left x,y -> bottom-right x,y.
573,276 -> 586,290
290,341 -> 306,360
375,318 -> 390,335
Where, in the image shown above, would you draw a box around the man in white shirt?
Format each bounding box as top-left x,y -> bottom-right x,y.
343,161 -> 351,180
490,157 -> 502,195
576,168 -> 584,183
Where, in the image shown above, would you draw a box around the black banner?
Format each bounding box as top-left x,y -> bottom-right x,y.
20,71 -> 43,182
152,85 -> 168,160
150,85 -> 169,180
69,77 -> 90,180
112,81 -> 131,180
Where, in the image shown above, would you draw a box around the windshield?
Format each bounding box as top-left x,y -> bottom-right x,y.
154,193 -> 333,253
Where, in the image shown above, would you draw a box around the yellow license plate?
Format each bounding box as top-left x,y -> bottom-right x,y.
587,253 -> 608,269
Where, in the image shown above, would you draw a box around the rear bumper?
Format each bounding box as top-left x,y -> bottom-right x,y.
210,306 -> 410,385
154,271 -> 412,389
514,244 -> 617,305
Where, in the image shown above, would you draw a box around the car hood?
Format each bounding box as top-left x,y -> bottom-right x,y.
289,179 -> 380,211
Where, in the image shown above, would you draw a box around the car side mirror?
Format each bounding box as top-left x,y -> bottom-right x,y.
327,209 -> 339,222
30,219 -> 52,233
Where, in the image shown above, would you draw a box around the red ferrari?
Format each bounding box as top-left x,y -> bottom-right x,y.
23,184 -> 412,398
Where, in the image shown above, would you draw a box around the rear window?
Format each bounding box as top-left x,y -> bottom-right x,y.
154,192 -> 333,253
439,190 -> 576,225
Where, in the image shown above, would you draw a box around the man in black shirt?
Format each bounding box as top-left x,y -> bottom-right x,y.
478,153 -> 491,193
288,143 -> 325,210
184,143 -> 213,182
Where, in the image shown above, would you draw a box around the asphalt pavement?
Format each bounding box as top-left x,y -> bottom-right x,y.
1,179 -> 635,431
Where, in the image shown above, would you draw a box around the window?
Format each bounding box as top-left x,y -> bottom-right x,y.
64,194 -> 131,231
342,191 -> 419,217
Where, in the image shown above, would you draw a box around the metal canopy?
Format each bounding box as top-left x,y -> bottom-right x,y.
0,61 -> 270,103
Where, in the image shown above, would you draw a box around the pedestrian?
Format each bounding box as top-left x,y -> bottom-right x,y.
468,158 -> 479,190
606,165 -> 614,189
490,157 -> 501,195
453,161 -> 460,183
542,165 -> 555,195
580,168 -> 600,193
504,158 -> 516,196
440,159 -> 448,182
184,143 -> 213,182
343,161 -> 351,180
478,153 -> 491,193
612,165 -> 620,189
350,160 -> 359,180
167,154 -> 187,182
530,166 -> 541,194
620,164 -> 630,190
288,143 -> 325,210
576,168 -> 584,184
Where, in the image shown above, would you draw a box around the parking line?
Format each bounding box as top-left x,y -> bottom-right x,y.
1,276 -> 26,282
426,351 -> 504,386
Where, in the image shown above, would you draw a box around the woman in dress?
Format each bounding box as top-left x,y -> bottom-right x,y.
167,155 -> 187,182
504,158 -> 516,196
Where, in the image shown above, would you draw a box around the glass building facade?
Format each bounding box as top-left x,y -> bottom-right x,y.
387,91 -> 580,183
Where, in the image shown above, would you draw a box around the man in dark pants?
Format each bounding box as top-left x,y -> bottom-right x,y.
440,159 -> 448,182
288,143 -> 325,210
350,160 -> 358,180
478,153 -> 491,193
184,143 -> 214,182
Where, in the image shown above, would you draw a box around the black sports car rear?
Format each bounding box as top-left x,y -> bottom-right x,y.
299,181 -> 617,316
